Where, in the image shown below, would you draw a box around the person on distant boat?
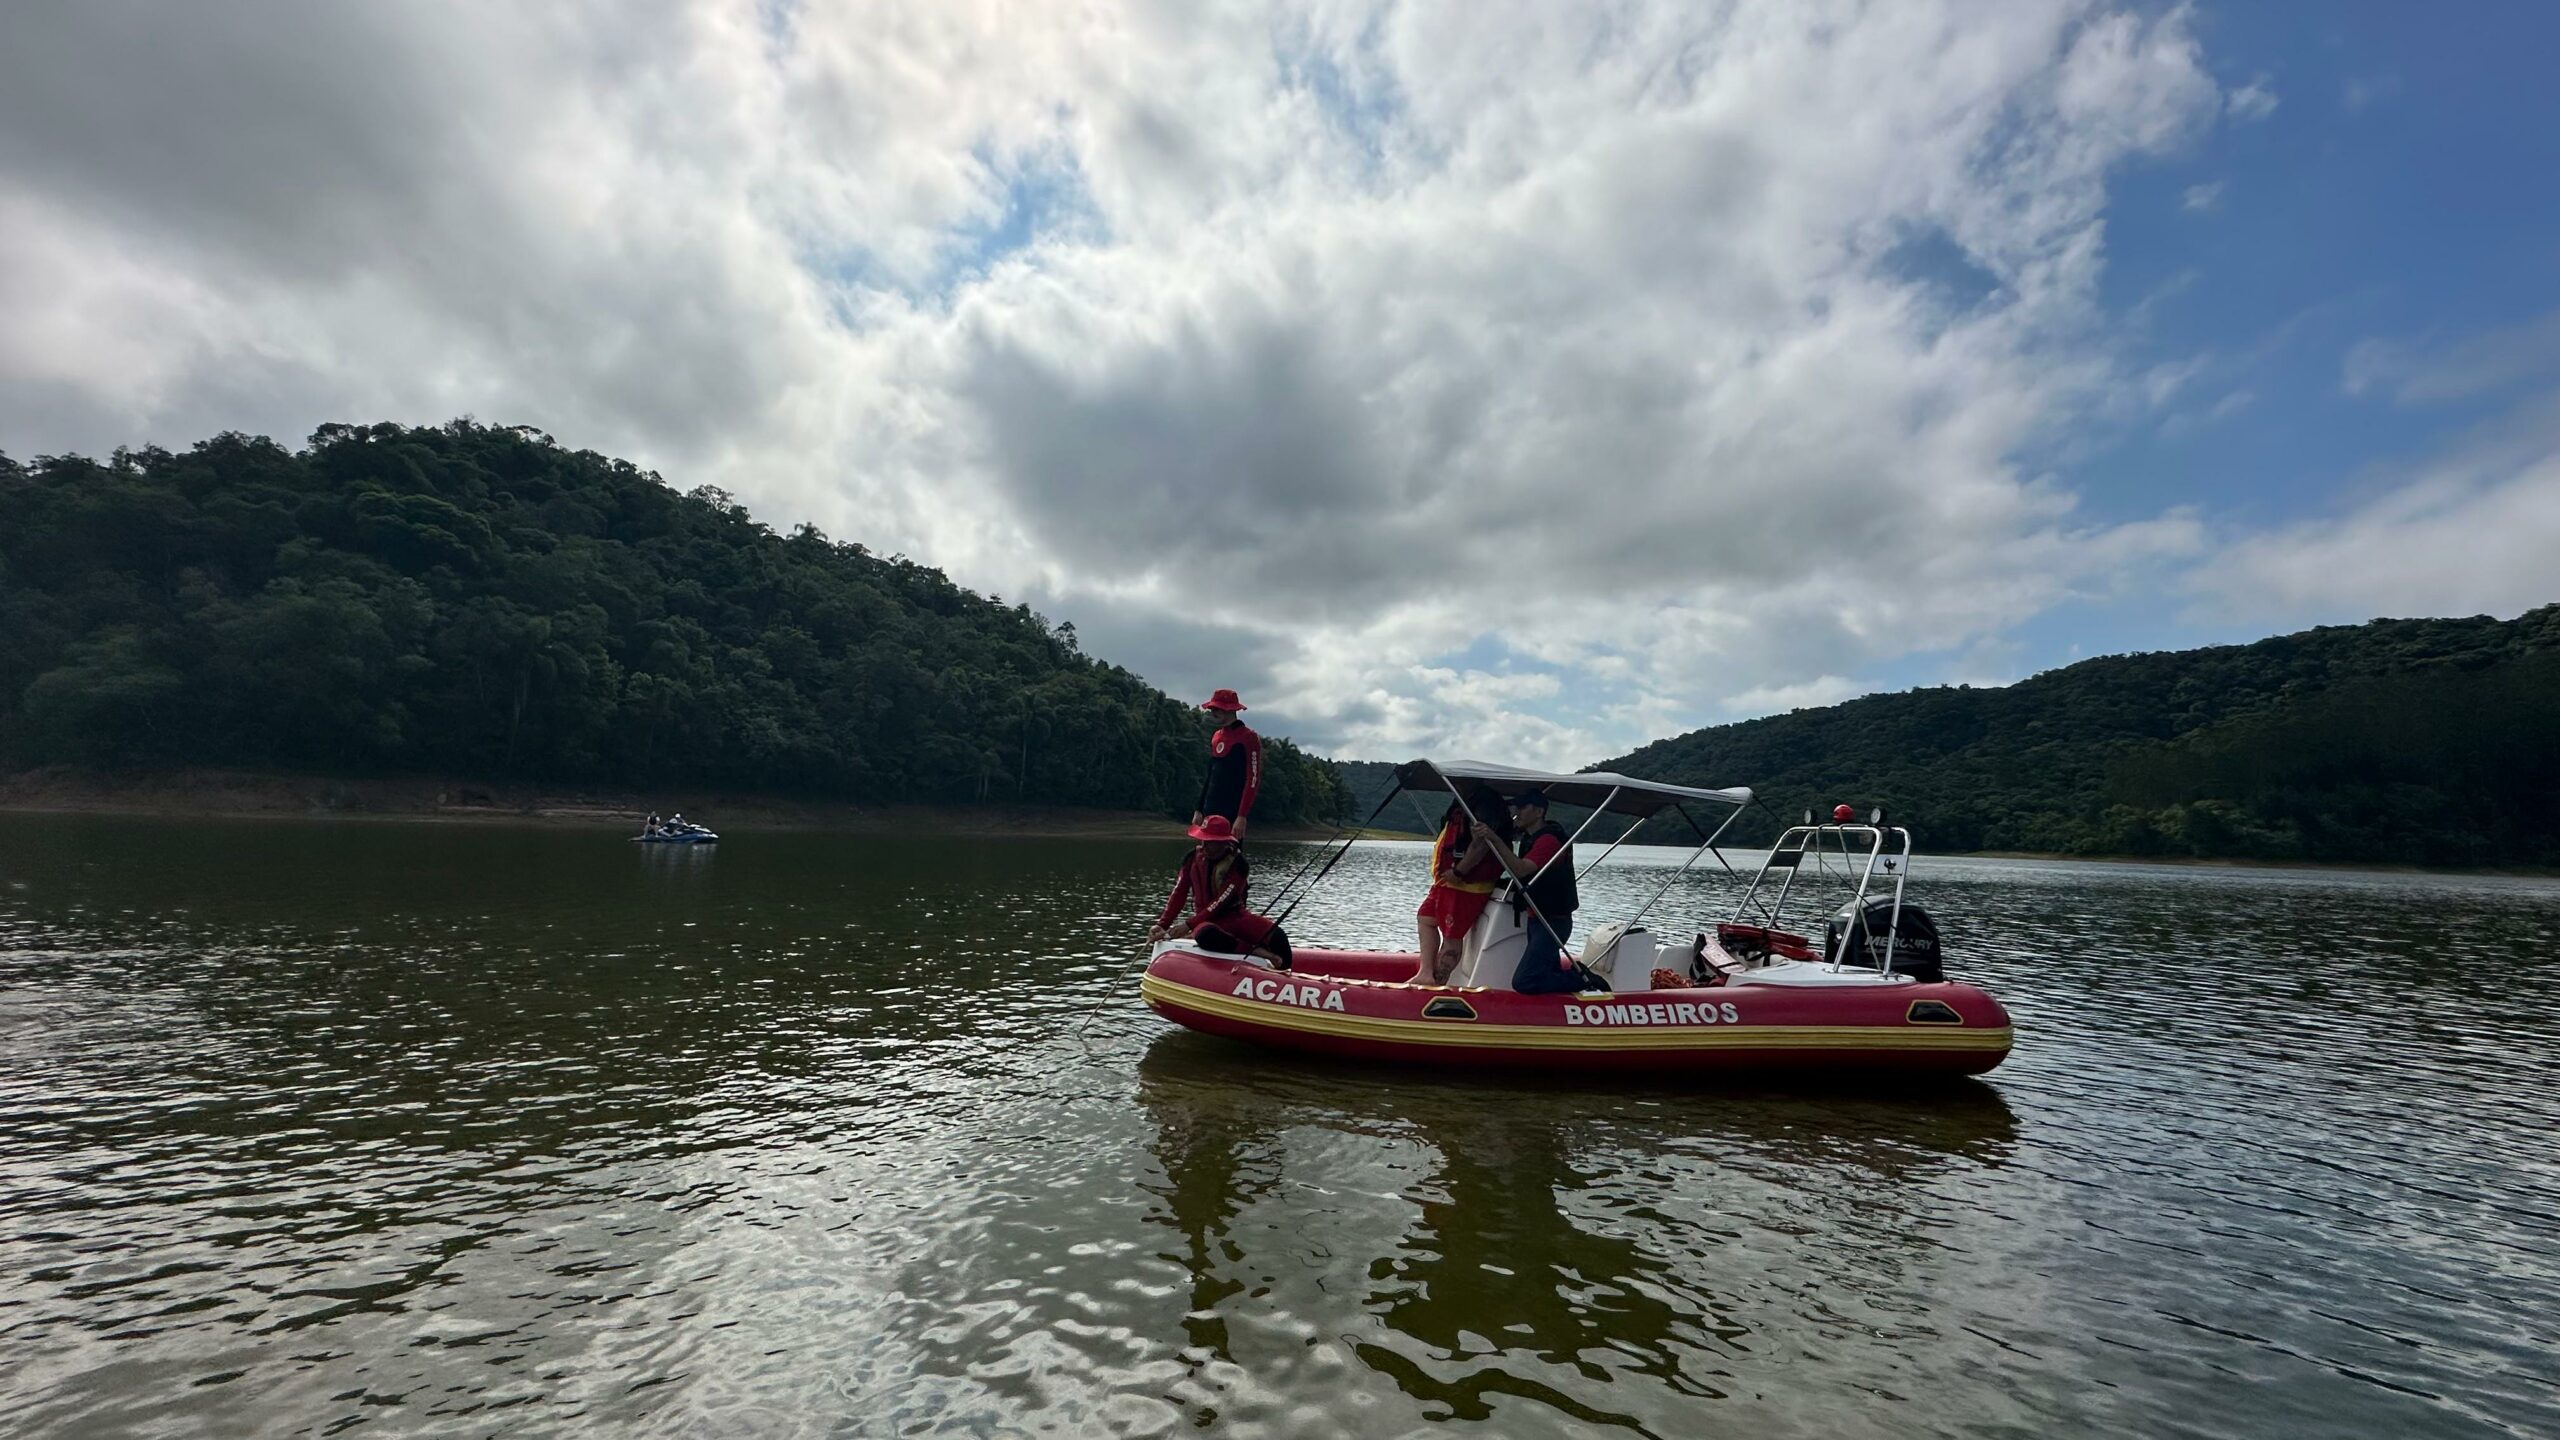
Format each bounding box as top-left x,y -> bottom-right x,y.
1190,689 -> 1261,839
1481,789 -> 1602,994
1411,788 -> 1511,983
1149,815 -> 1292,969
643,813 -> 664,837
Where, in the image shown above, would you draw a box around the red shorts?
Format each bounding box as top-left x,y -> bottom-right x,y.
1416,884 -> 1494,940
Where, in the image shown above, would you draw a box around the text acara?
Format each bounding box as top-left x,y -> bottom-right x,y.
1229,975 -> 1349,1012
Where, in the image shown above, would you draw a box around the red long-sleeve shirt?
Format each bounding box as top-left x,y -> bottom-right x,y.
1155,848 -> 1276,947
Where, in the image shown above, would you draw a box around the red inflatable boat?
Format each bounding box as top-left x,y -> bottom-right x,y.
1141,760 -> 2013,1076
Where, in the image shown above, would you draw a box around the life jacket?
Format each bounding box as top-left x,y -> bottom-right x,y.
1429,821 -> 1460,884
1186,850 -> 1277,949
1433,821 -> 1500,894
1195,721 -> 1260,820
1512,820 -> 1578,920
1203,851 -> 1243,906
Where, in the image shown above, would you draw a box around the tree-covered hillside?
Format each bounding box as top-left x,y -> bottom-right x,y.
1606,609 -> 2560,866
0,421 -> 1348,822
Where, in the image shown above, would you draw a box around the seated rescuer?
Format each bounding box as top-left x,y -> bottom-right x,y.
1412,788 -> 1511,983
1483,789 -> 1602,995
1149,815 -> 1294,969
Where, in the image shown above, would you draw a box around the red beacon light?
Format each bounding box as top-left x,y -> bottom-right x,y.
1832,803 -> 1856,823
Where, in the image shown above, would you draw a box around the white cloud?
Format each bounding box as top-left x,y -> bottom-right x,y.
2344,74 -> 2403,112
2181,180 -> 2224,212
2189,400 -> 2560,624
2140,354 -> 2210,407
2158,386 -> 2254,439
2226,77 -> 2278,122
1721,676 -> 1868,716
2341,308 -> 2560,405
2,0 -> 2250,765
2208,389 -> 2257,421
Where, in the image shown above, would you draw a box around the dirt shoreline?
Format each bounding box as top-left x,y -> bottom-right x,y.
0,767 -> 1347,842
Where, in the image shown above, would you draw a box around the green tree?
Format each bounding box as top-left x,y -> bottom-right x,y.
0,421 -> 1350,824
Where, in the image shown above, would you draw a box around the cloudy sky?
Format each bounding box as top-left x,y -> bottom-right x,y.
5,2 -> 2557,767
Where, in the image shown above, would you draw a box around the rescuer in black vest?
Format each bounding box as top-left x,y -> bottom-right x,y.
1481,789 -> 1600,994
1189,688 -> 1262,838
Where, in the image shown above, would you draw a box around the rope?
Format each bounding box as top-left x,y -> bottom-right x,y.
1266,786 -> 1403,930
1258,815 -> 1357,916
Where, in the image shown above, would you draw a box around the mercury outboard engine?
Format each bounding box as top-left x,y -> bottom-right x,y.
1825,898 -> 1945,983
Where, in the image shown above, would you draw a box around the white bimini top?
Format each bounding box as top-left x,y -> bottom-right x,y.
1390,758 -> 1750,821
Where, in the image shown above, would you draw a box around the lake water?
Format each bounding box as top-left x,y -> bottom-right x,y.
2,817 -> 2556,1438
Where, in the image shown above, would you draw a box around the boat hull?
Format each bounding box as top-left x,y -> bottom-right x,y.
1141,946 -> 2011,1074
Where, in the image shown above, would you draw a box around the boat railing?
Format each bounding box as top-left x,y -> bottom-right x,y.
1731,822 -> 1916,975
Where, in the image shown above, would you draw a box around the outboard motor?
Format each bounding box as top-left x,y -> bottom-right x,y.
1825,898 -> 1945,983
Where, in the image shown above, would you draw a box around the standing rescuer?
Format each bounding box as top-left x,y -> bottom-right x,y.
1190,688 -> 1261,839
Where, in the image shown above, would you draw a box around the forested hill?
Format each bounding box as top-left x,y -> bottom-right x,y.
1335,760 -> 1435,835
1604,609 -> 2560,866
0,421 -> 1347,822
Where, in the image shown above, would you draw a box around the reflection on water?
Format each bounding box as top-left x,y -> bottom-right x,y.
1,817 -> 2557,1437
1138,1042 -> 2019,1434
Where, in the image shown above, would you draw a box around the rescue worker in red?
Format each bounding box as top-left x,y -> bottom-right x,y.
1189,688 -> 1261,839
1149,815 -> 1293,969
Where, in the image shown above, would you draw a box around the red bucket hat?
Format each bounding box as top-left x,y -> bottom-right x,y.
1187,815 -> 1238,843
1201,688 -> 1246,712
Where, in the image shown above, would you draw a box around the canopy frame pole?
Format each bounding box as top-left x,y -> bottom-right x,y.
1622,800 -> 1747,931
1572,810 -> 1656,882
1404,789 -> 1447,837
1672,802 -> 1738,877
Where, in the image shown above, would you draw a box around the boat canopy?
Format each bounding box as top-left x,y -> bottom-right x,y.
1254,757 -> 1754,933
1390,759 -> 1751,821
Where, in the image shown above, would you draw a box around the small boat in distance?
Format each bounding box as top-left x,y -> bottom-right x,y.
1140,759 -> 2011,1076
633,815 -> 718,844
